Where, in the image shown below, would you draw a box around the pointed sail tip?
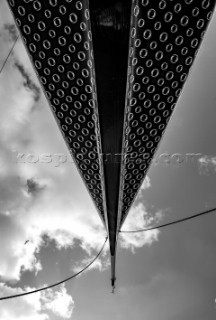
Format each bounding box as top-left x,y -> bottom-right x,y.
111,254 -> 116,292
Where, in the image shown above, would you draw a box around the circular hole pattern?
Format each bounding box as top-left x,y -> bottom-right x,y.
120,0 -> 213,219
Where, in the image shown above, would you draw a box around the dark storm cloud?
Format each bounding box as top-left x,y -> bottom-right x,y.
3,23 -> 18,40
15,62 -> 41,102
26,178 -> 46,196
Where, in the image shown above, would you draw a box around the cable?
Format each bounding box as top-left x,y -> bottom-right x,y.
120,207 -> 216,233
0,35 -> 19,74
0,236 -> 108,301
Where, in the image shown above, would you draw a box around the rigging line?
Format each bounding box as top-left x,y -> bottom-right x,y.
0,35 -> 19,74
120,207 -> 216,233
0,236 -> 108,301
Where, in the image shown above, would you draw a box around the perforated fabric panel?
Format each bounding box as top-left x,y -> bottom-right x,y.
118,0 -> 216,228
6,0 -> 106,225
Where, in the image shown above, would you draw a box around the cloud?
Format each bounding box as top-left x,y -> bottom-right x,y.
15,62 -> 41,102
72,250 -> 110,274
198,155 -> 216,174
141,175 -> 151,190
119,203 -> 162,252
119,175 -> 163,252
0,162 -> 107,282
41,284 -> 74,319
0,213 -> 43,282
3,23 -> 18,41
26,178 -> 46,196
135,175 -> 151,200
0,283 -> 74,320
0,1 -> 15,36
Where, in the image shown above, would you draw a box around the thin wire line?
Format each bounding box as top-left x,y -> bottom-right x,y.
120,207 -> 216,233
0,35 -> 19,74
0,236 -> 108,301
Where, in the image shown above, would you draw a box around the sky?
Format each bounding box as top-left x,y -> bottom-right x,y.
0,1 -> 216,319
